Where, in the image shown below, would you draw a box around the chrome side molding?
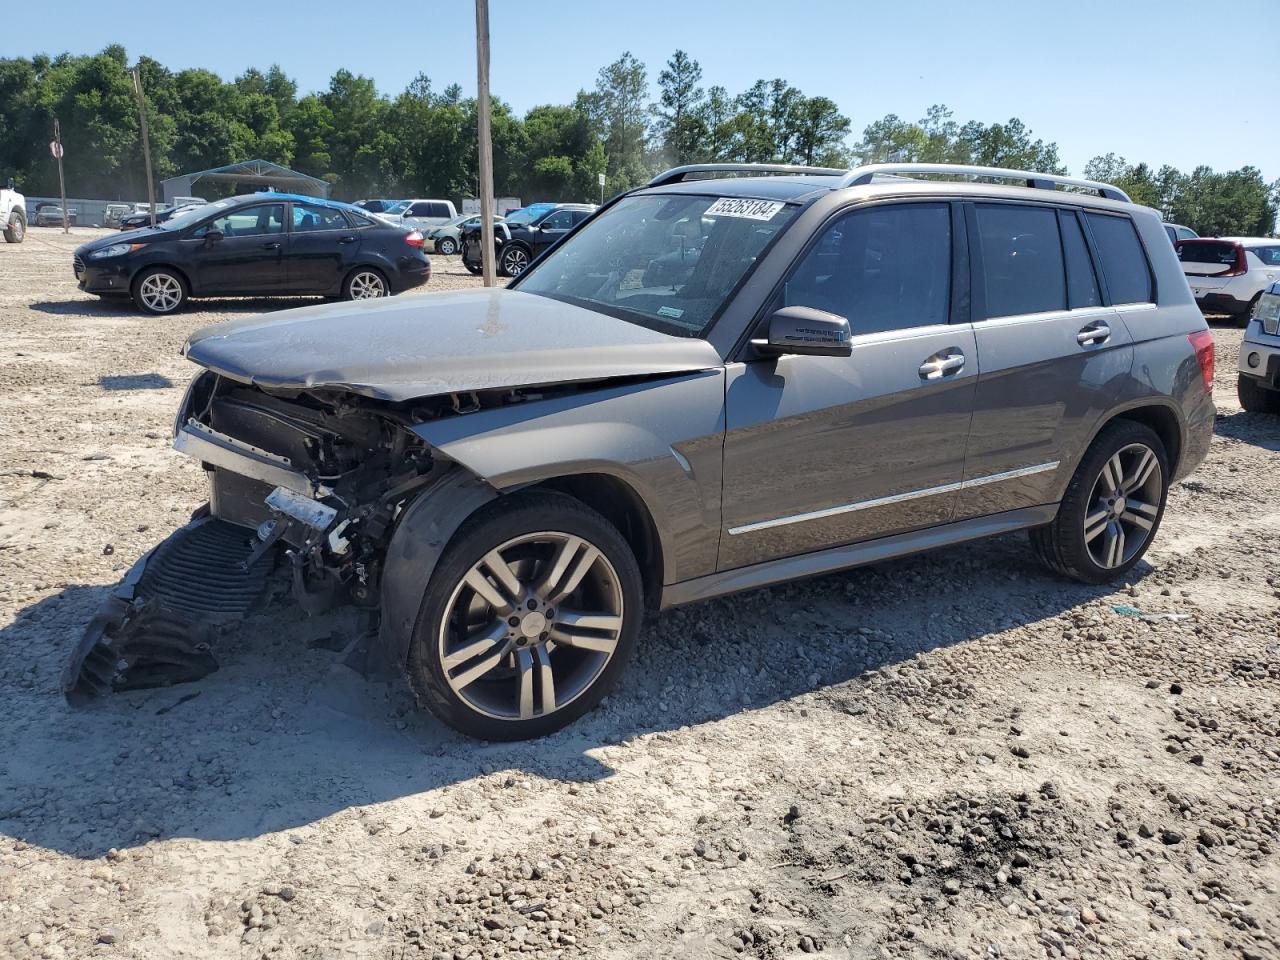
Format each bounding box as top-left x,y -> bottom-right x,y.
728,461 -> 1060,536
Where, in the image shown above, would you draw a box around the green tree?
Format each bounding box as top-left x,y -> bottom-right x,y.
653,50 -> 706,165
581,52 -> 650,192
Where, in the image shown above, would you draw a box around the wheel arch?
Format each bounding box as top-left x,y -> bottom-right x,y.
1107,402 -> 1183,477
132,261 -> 193,294
531,472 -> 665,607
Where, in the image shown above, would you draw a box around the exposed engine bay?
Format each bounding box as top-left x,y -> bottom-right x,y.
62,371 -> 505,700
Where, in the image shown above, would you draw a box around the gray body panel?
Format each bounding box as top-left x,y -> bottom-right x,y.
183,288 -> 722,402
719,324 -> 978,569
411,371 -> 726,584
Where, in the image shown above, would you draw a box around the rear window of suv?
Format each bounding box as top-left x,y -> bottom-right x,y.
1084,213 -> 1153,304
1177,241 -> 1237,264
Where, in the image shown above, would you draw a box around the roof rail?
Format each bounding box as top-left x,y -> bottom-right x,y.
647,163 -> 848,187
839,163 -> 1131,202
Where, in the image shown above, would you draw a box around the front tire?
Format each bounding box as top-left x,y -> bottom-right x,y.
1030,420 -> 1169,584
4,210 -> 25,243
499,244 -> 530,278
131,267 -> 188,315
407,492 -> 643,741
1238,373 -> 1280,414
343,267 -> 388,300
437,236 -> 458,256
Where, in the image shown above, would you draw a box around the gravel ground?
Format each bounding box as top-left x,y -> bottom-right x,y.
1,228 -> 1277,960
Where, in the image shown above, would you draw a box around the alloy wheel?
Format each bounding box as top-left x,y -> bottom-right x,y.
438,531 -> 625,722
1083,442 -> 1162,569
349,271 -> 386,299
139,273 -> 182,313
502,247 -> 529,276
439,238 -> 457,255
11,217 -> 24,242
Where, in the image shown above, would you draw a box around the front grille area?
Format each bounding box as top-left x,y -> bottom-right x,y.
72,254 -> 84,278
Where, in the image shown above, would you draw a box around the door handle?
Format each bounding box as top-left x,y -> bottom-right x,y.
338,235 -> 357,244
1077,322 -> 1111,346
261,241 -> 281,250
919,351 -> 966,380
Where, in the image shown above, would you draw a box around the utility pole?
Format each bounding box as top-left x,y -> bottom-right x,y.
51,120 -> 68,234
132,66 -> 157,227
474,0 -> 496,287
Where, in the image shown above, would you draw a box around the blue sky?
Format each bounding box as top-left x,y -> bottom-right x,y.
5,0 -> 1276,183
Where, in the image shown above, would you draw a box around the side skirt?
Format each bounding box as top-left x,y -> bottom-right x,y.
659,504 -> 1059,610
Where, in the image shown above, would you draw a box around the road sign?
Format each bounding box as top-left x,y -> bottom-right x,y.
49,141 -> 64,159
597,173 -> 606,187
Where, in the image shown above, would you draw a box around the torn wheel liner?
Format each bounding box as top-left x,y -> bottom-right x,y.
62,516 -> 277,703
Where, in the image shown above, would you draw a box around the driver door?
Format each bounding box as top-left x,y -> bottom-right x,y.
719,201 -> 978,570
188,202 -> 288,294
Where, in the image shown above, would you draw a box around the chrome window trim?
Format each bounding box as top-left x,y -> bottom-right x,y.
727,461 -> 1060,536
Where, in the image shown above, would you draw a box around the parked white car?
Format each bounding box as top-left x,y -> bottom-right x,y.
1,178 -> 25,243
383,198 -> 458,231
1177,237 -> 1280,323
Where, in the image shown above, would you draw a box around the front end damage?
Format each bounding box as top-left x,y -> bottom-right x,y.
63,371 -> 452,700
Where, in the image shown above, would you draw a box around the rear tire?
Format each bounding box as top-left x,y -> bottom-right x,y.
4,210 -> 25,243
131,267 -> 188,315
1238,373 -> 1280,414
464,261 -> 483,276
1239,293 -> 1262,328
1030,420 -> 1169,584
343,267 -> 388,300
438,237 -> 458,256
407,492 -> 643,741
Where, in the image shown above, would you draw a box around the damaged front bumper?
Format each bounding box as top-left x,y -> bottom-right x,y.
61,513 -> 278,702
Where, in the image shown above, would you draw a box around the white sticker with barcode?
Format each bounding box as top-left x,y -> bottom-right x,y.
705,197 -> 785,221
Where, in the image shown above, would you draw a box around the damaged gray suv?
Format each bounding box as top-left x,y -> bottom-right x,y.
65,162 -> 1216,740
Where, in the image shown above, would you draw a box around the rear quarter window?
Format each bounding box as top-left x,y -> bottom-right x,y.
1249,246 -> 1280,266
1084,213 -> 1153,304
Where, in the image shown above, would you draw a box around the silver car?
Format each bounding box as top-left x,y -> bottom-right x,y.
65,162 -> 1216,741
1177,237 -> 1280,323
427,213 -> 501,255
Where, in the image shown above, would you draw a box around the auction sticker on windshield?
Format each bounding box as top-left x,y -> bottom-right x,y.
705,198 -> 786,221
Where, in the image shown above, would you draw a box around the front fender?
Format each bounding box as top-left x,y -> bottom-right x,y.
411,370 -> 726,584
350,467 -> 496,681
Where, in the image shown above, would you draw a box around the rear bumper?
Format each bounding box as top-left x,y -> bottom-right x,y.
1193,291 -> 1251,315
390,257 -> 430,293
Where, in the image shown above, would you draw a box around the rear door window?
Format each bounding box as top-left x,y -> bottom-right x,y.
1085,213 -> 1154,304
1060,211 -> 1102,309
1249,246 -> 1280,266
782,201 -> 952,335
291,203 -> 349,232
974,203 -> 1065,318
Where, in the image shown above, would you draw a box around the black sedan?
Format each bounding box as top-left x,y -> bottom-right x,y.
117,205 -> 193,231
74,194 -> 431,315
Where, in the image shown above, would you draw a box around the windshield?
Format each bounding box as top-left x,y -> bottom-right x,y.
162,197 -> 238,232
384,200 -> 411,215
505,203 -> 557,226
517,193 -> 799,338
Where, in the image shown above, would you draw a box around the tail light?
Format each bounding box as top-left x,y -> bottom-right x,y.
1221,243 -> 1248,277
404,230 -> 424,248
1188,330 -> 1215,392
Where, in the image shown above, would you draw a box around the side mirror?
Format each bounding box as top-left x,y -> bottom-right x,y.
753,305 -> 853,358
203,228 -> 224,243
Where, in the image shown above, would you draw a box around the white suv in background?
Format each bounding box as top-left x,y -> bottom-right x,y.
383,198 -> 458,230
1176,237 -> 1280,323
1238,281 -> 1280,413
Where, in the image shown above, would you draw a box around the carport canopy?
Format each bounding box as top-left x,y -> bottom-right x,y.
161,160 -> 330,204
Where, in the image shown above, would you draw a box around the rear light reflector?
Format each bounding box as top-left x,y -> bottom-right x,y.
1188,330 -> 1215,393
1222,243 -> 1248,277
404,230 -> 424,248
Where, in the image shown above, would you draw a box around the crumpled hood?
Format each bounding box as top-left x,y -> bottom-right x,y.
183,288 -> 723,402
